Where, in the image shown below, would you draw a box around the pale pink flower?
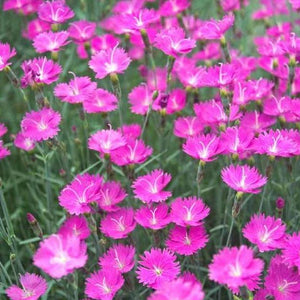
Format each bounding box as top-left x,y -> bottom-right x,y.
166,225 -> 208,256
137,248 -> 180,289
282,232 -> 300,269
6,273 -> 47,300
14,132 -> 35,151
0,141 -> 10,160
132,169 -> 172,203
38,1 -> 74,24
100,207 -> 136,239
135,203 -> 170,230
129,84 -> 153,115
221,164 -> 267,194
290,0 -> 300,10
22,19 -> 51,40
85,269 -> 124,300
58,173 -> 102,215
58,215 -> 91,240
33,234 -> 87,278
89,44 -> 131,79
68,20 -> 96,43
209,246 -> 264,293
0,42 -> 16,71
33,31 -> 69,53
0,123 -> 7,137
99,244 -> 135,273
173,116 -> 203,139
159,0 -> 190,16
21,108 -> 61,142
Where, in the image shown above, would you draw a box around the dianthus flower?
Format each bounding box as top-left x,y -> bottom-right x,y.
0,42 -> 16,71
232,81 -> 255,106
6,273 -> 47,300
256,37 -> 285,57
166,225 -> 208,255
135,203 -> 170,230
176,63 -> 208,88
33,31 -> 69,53
221,0 -> 240,12
85,269 -> 124,300
243,214 -> 286,252
205,63 -> 237,88
183,134 -> 224,163
137,248 -> 180,289
14,132 -> 35,151
21,108 -> 61,142
128,84 -> 153,115
209,245 -> 264,293
58,173 -> 102,215
88,128 -> 126,157
154,27 -> 196,57
22,19 -> 51,40
0,141 -> 10,160
258,56 -> 289,79
290,0 -> 300,10
159,0 -> 190,16
0,123 -> 7,137
89,44 -> 131,79
100,207 -> 136,239
33,234 -> 87,278
3,0 -> 31,11
221,164 -> 267,194
118,123 -> 142,140
132,169 -> 172,203
38,1 -> 74,24
68,20 -> 96,44
97,181 -> 127,212
173,116 -> 203,139
99,244 -> 135,273
54,75 -> 96,104
282,232 -> 300,269
194,42 -> 221,61
263,95 -> 292,118
21,57 -> 62,87
91,34 -> 119,53
58,215 -> 91,240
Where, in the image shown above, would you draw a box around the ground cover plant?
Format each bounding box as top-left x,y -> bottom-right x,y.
1,0 -> 300,299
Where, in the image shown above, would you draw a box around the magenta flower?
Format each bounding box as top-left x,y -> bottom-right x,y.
209,246 -> 264,293
97,181 -> 127,212
183,133 -> 223,163
21,57 -> 62,87
119,123 -> 142,140
100,207 -> 136,239
240,111 -> 276,134
256,37 -> 285,57
91,34 -> 119,53
166,225 -> 208,256
3,0 -> 31,11
290,0 -> 300,10
132,169 -> 172,203
58,173 -> 102,215
159,0 -> 190,16
68,20 -> 96,43
33,234 -> 87,278
33,31 -> 69,53
170,196 -> 210,227
14,132 -> 35,151
99,244 -> 135,273
22,19 -> 51,40
38,1 -> 74,24
137,248 -> 180,289
58,215 -> 91,240
154,27 -> 196,57
243,214 -> 286,252
129,84 -> 153,115
174,116 -> 203,139
0,141 -> 10,160
282,232 -> 300,269
221,164 -> 267,194
89,44 -> 131,79
0,123 -> 7,137
135,203 -> 170,230
263,95 -> 292,117
88,128 -> 126,157
6,273 -> 47,300
205,63 -> 237,88
21,108 -> 61,142
85,269 -> 124,300
221,0 -> 240,12
83,88 -> 118,113
0,42 -> 16,71
54,75 -> 97,104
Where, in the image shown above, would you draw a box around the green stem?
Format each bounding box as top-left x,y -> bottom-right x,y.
110,73 -> 123,130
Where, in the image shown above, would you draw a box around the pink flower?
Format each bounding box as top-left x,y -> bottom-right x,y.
58,173 -> 102,215
85,269 -> 124,300
33,31 -> 69,53
232,81 -> 255,106
118,123 -> 142,140
282,232 -> 300,269
38,1 -> 74,24
205,63 -> 237,88
290,0 -> 300,10
243,214 -> 286,252
0,123 -> 7,137
263,95 -> 292,117
135,203 -> 170,230
0,141 -> 10,160
221,164 -> 267,194
99,244 -> 135,273
137,248 -> 180,289
153,89 -> 186,114
159,0 -> 190,16
21,108 -> 61,142
68,20 -> 96,43
129,84 -> 153,115
154,27 -> 196,57
221,0 -> 240,12
183,134 -> 223,163
209,246 -> 264,293
258,56 -> 289,79
194,42 -> 221,61
97,181 -> 127,212
33,234 -> 87,278
3,0 -> 31,11
256,37 -> 285,57
100,207 -> 136,239
0,42 -> 16,71
83,88 -> 118,113
173,116 -> 203,139
170,196 -> 210,227
91,34 -> 119,53
196,14 -> 235,40
89,44 -> 131,79
166,225 -> 208,255
22,19 -> 51,40
21,57 -> 62,87
14,132 -> 35,151
58,215 -> 91,240
132,169 -> 172,203
54,75 -> 97,104
6,273 -> 47,300
88,128 -> 126,157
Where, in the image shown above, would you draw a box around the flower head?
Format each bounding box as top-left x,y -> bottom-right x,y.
282,232 -> 300,269
0,141 -> 10,160
38,1 -> 74,24
174,116 -> 203,139
33,31 -> 69,53
58,215 -> 91,240
0,42 -> 16,71
159,0 -> 190,16
68,20 -> 96,43
129,84 -> 153,115
22,18 -> 51,40
0,123 -> 7,137
14,132 -> 35,151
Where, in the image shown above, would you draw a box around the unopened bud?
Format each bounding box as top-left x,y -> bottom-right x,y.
276,197 -> 285,210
